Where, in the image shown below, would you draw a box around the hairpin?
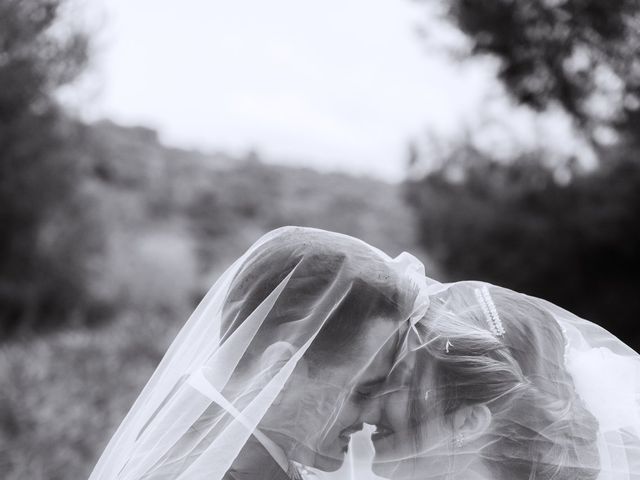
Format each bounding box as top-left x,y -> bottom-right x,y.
474,286 -> 505,337
445,339 -> 453,353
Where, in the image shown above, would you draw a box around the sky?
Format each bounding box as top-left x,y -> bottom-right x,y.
63,0 -> 582,182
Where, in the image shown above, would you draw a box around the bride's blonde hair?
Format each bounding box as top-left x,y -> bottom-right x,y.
411,283 -> 600,480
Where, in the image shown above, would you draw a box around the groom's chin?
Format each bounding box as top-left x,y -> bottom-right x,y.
309,451 -> 344,472
289,444 -> 345,472
288,446 -> 344,472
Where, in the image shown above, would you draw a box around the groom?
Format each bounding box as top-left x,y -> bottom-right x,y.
221,227 -> 418,479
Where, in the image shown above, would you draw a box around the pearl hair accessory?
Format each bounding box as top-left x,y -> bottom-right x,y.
474,286 -> 505,337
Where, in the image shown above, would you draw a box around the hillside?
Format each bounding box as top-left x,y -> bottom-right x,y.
79,120 -> 433,304
1,120 -> 434,480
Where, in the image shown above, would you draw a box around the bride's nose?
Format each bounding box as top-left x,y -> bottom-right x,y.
358,395 -> 384,425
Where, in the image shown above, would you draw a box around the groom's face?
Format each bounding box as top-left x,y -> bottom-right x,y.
259,316 -> 401,471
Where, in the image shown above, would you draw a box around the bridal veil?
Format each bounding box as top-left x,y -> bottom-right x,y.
88,226 -> 428,480
376,280 -> 640,480
88,227 -> 640,480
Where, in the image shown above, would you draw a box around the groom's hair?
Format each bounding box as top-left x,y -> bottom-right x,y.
220,227 -> 409,371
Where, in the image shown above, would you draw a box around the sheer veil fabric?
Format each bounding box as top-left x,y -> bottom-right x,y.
88,227 -> 640,480
372,281 -> 640,480
88,226 -> 429,480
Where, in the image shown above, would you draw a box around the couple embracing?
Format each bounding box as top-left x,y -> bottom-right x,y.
89,227 -> 640,480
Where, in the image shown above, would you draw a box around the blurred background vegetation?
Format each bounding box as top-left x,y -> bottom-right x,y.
1,0 -> 639,478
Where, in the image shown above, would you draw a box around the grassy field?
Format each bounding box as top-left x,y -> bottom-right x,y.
1,311 -> 181,479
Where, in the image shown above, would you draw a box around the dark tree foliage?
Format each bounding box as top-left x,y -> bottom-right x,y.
0,0 -> 95,336
406,0 -> 640,348
406,148 -> 640,349
434,0 -> 640,143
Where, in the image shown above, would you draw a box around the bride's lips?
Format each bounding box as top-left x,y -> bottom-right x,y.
338,425 -> 363,443
371,424 -> 394,441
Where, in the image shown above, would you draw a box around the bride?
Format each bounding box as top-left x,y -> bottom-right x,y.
369,281 -> 640,480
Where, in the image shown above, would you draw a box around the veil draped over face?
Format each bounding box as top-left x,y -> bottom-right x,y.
88,226 -> 427,480
375,280 -> 640,480
88,227 -> 640,480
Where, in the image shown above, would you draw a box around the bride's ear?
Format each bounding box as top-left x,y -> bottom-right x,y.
452,404 -> 492,441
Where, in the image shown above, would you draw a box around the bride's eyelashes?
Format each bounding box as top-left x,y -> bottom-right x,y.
353,392 -> 372,404
351,377 -> 389,402
352,386 -> 378,402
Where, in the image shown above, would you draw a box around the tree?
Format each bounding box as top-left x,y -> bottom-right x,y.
429,0 -> 640,145
0,0 -> 94,335
405,0 -> 640,349
406,146 -> 640,349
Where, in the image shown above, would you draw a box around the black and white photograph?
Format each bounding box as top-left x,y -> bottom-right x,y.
2,1 -> 640,479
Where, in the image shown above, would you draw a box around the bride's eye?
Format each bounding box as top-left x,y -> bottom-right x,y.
352,379 -> 385,402
352,376 -> 390,403
353,387 -> 374,401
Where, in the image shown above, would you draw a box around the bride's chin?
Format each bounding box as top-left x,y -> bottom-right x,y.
371,434 -> 395,459
372,437 -> 412,478
372,460 -> 400,479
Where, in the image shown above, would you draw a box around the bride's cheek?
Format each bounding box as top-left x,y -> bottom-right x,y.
384,391 -> 411,433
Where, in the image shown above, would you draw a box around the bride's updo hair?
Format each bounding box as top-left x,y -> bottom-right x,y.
413,283 -> 600,480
